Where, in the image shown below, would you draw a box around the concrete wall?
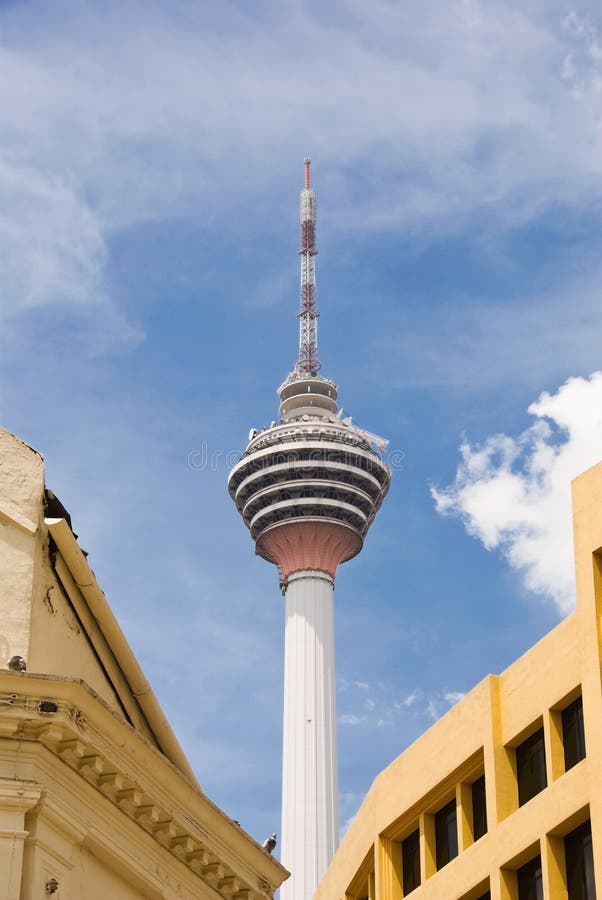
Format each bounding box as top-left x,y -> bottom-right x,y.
0,429 -> 127,714
315,461 -> 602,900
0,431 -> 44,667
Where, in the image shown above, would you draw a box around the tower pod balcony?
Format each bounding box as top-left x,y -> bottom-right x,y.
227,422 -> 391,557
241,479 -> 375,528
234,459 -> 384,510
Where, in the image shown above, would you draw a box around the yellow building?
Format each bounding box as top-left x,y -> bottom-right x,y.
315,462 -> 602,900
0,427 -> 288,899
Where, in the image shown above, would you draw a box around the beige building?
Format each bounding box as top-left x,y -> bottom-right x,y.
315,462 -> 602,900
0,427 -> 288,900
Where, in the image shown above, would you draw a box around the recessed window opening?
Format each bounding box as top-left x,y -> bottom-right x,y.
563,696 -> 586,771
517,855 -> 543,900
471,775 -> 488,841
516,729 -> 547,806
401,829 -> 420,895
565,819 -> 596,900
435,798 -> 458,870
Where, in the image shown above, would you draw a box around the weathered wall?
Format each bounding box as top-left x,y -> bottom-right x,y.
27,557 -> 130,721
0,430 -> 44,666
0,427 -> 141,727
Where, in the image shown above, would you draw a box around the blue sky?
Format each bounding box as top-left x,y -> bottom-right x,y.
4,0 -> 602,848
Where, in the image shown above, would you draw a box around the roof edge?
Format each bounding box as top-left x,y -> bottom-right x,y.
45,516 -> 199,788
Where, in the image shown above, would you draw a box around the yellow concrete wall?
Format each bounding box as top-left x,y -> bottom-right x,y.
315,461 -> 602,900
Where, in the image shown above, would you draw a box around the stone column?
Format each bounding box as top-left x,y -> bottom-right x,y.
0,779 -> 42,900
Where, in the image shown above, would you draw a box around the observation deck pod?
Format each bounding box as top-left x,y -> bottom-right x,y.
227,407 -> 391,583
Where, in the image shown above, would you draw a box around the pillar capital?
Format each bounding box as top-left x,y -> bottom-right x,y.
286,570 -> 334,588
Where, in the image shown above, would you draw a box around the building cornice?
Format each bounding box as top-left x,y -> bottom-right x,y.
0,671 -> 288,899
0,497 -> 38,535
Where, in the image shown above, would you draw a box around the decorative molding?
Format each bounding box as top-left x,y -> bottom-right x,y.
0,689 -> 277,900
0,499 -> 37,535
0,779 -> 42,811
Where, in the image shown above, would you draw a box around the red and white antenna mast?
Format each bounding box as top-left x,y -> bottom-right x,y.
296,157 -> 320,376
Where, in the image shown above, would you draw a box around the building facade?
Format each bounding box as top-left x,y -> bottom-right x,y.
315,461 -> 602,900
0,427 -> 288,900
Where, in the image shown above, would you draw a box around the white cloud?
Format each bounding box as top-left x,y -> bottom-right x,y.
339,791 -> 366,840
426,698 -> 441,722
338,680 -> 467,727
340,815 -> 356,839
424,692 -> 468,722
402,689 -> 420,708
2,0 -> 602,341
443,691 -> 466,706
432,371 -> 602,613
0,161 -> 103,309
338,713 -> 367,726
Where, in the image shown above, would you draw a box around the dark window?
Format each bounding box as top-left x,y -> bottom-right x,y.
472,775 -> 488,841
517,855 -> 543,900
476,893 -> 491,900
435,799 -> 458,870
563,697 -> 586,771
402,829 -> 420,894
516,729 -> 547,806
565,820 -> 597,900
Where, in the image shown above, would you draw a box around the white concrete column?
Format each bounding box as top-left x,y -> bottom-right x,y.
0,780 -> 42,900
280,570 -> 338,900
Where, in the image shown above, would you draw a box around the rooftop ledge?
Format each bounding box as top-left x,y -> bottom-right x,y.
0,669 -> 289,898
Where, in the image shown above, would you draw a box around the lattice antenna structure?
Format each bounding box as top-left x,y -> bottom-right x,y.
296,157 -> 320,376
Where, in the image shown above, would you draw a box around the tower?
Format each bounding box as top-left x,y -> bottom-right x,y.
228,160 -> 391,899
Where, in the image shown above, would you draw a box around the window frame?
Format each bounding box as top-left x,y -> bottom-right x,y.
562,696 -> 586,772
434,798 -> 458,870
565,819 -> 596,900
401,828 -> 421,895
517,854 -> 543,900
516,728 -> 547,807
471,774 -> 488,842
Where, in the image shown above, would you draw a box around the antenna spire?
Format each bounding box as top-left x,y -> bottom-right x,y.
296,158 -> 320,376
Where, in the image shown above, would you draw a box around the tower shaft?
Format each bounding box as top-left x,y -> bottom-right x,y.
281,571 -> 338,900
297,158 -> 320,377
